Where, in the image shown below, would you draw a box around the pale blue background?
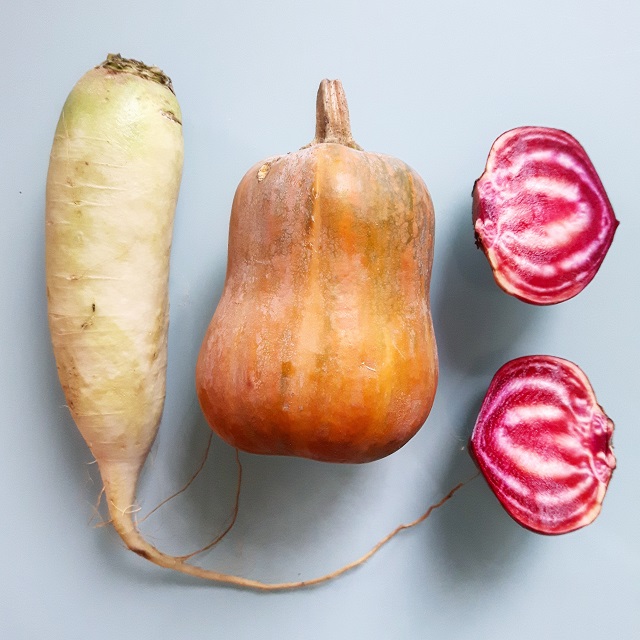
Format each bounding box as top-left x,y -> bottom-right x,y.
1,1 -> 639,638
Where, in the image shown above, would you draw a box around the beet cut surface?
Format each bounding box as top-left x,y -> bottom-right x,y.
470,355 -> 615,535
473,127 -> 619,305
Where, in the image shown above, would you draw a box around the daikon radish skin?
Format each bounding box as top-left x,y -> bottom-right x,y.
46,52 -> 186,561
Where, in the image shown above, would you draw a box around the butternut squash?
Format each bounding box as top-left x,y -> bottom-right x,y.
196,80 -> 437,463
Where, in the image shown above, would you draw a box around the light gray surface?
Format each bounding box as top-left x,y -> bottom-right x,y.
2,1 -> 639,638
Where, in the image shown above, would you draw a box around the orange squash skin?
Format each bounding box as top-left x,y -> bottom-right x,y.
196,136 -> 437,463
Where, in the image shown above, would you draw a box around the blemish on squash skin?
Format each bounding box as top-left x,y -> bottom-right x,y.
257,156 -> 283,182
257,163 -> 271,182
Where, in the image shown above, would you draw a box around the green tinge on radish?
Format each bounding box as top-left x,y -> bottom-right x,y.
469,355 -> 615,535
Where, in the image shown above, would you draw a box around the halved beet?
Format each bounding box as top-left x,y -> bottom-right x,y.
469,355 -> 615,535
473,127 -> 619,305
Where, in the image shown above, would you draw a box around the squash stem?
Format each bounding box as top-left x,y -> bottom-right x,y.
311,79 -> 362,150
